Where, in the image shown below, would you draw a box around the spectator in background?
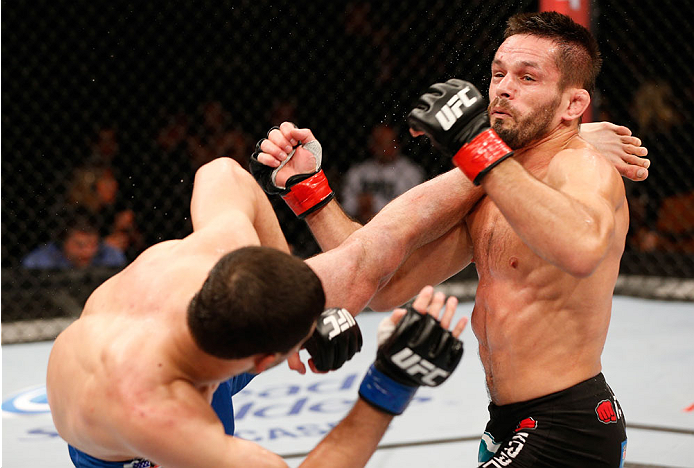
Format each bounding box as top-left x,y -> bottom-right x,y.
22,208 -> 126,269
187,100 -> 252,169
65,165 -> 144,260
629,80 -> 694,252
267,98 -> 299,128
86,125 -> 120,168
64,123 -> 146,260
341,123 -> 425,223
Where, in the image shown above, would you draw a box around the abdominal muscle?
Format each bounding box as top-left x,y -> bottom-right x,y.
466,197 -> 611,405
470,262 -> 609,405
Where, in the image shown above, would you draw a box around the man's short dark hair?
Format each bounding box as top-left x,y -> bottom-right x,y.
505,11 -> 602,95
57,207 -> 99,246
187,246 -> 326,359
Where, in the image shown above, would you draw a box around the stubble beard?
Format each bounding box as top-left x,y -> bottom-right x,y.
490,94 -> 561,150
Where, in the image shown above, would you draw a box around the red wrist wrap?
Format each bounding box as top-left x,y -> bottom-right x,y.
452,128 -> 513,185
282,170 -> 334,218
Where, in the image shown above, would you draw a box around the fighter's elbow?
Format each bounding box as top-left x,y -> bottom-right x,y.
194,157 -> 239,181
564,258 -> 599,278
563,238 -> 608,278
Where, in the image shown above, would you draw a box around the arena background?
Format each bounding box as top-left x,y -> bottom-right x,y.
2,0 -> 693,343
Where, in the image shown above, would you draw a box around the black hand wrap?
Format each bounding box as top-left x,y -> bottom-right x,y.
249,126 -> 334,218
304,308 -> 362,372
358,306 -> 464,415
407,79 -> 513,185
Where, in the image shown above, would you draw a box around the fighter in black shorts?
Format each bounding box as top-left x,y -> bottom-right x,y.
478,373 -> 627,467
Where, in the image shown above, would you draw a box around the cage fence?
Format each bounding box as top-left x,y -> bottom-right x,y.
2,0 -> 692,344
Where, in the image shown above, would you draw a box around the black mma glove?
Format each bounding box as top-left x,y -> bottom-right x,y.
407,79 -> 513,185
358,306 -> 464,415
249,127 -> 334,218
303,308 -> 362,372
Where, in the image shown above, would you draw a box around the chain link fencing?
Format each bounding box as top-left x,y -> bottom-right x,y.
2,0 -> 692,343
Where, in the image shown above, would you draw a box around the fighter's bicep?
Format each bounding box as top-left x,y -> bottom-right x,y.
548,151 -> 623,236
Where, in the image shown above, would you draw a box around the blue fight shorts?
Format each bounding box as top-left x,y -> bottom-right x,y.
68,445 -> 156,468
211,372 -> 256,435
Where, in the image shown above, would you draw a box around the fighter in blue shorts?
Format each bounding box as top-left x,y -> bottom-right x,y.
47,149 -> 467,467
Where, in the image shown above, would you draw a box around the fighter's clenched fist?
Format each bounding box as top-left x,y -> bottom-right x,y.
408,79 -> 513,186
250,122 -> 334,218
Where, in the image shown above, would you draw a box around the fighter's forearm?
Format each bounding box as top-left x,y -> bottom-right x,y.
367,221 -> 473,311
189,158 -> 290,252
308,169 -> 480,314
304,200 -> 362,251
299,399 -> 392,468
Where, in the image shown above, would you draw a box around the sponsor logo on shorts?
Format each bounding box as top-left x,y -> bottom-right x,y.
435,87 -> 479,130
481,432 -> 529,467
619,439 -> 628,468
515,417 -> 537,432
478,431 -> 501,465
124,460 -> 156,468
596,399 -> 618,424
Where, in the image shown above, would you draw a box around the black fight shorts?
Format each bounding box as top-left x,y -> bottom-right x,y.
478,373 -> 627,467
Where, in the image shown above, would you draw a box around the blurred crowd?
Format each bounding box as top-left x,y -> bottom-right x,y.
10,1 -> 693,273
21,99 -> 429,269
21,77 -> 694,273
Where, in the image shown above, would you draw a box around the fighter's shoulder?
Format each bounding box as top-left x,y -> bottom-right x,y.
550,142 -> 619,180
131,238 -> 216,270
111,239 -> 213,301
549,144 -> 625,204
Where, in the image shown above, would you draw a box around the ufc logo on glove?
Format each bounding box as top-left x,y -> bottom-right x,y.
323,308 -> 357,340
435,86 -> 479,130
391,347 -> 450,386
304,308 -> 363,372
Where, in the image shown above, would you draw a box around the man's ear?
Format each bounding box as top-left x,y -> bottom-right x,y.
562,88 -> 591,122
252,353 -> 278,373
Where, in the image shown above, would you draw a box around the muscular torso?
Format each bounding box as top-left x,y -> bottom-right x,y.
46,240 -> 222,461
465,141 -> 628,405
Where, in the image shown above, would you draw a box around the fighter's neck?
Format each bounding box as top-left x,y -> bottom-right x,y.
513,124 -> 580,171
169,327 -> 253,384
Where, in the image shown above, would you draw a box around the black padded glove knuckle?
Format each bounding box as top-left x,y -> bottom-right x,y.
376,306 -> 463,387
408,79 -> 490,157
305,308 -> 362,372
